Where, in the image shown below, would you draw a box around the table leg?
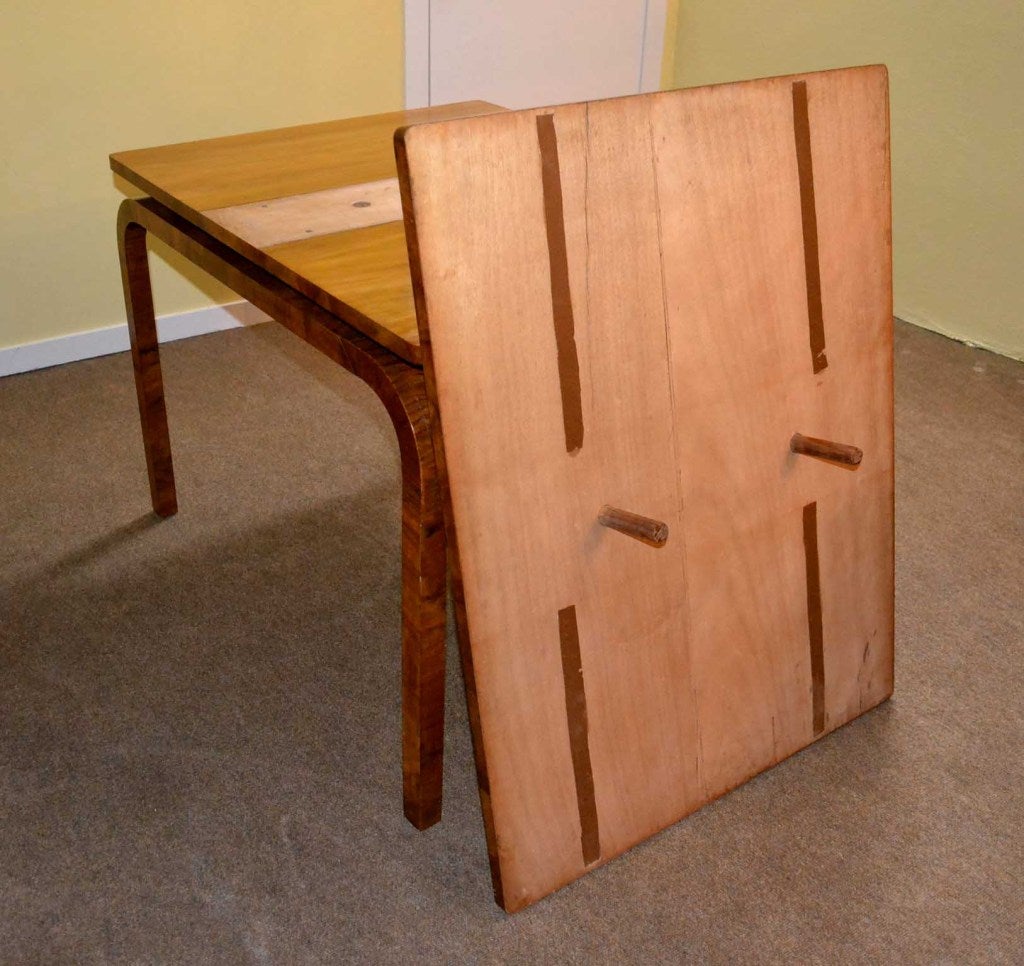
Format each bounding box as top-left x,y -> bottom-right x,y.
307,317 -> 448,831
395,385 -> 447,830
117,198 -> 447,829
118,208 -> 177,517
325,350 -> 447,831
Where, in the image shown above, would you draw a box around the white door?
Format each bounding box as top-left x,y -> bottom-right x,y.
406,1 -> 668,110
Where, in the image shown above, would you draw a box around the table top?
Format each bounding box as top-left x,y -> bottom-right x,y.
399,66 -> 893,909
111,101 -> 504,364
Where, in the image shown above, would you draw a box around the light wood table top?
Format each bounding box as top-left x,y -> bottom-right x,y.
111,101 -> 504,364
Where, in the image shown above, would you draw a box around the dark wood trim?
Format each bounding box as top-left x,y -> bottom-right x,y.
802,501 -> 826,735
535,113 -> 585,453
792,80 -> 828,375
557,604 -> 601,866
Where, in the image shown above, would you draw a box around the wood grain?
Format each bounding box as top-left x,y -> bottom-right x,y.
118,197 -> 448,830
204,178 -> 402,248
264,222 -> 418,357
398,65 -> 893,910
111,102 -> 503,212
111,102 -> 504,363
395,139 -> 506,902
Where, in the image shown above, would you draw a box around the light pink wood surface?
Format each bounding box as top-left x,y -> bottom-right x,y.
399,65 -> 893,911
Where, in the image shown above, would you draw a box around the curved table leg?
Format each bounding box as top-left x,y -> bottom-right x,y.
392,369 -> 447,830
118,214 -> 177,516
116,198 -> 447,829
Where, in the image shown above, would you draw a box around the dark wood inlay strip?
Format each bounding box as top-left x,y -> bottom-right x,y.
792,81 -> 828,374
557,604 -> 601,865
537,113 -> 585,453
802,502 -> 826,735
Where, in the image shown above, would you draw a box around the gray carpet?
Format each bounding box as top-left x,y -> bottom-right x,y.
1,320 -> 1021,964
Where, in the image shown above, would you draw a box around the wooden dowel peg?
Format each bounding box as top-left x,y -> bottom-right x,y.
790,433 -> 863,467
598,506 -> 669,548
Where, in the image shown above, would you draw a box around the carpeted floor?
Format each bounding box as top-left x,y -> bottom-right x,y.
1,320 -> 1021,964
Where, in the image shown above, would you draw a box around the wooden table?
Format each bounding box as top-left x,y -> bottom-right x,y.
110,101 -> 503,831
113,73 -> 893,912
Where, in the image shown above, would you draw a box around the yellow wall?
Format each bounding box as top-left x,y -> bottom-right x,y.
672,0 -> 1023,359
1,1 -> 403,351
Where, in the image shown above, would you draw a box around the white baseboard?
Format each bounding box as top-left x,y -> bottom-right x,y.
0,301 -> 271,378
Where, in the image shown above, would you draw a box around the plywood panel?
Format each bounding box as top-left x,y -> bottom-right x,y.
398,66 -> 893,911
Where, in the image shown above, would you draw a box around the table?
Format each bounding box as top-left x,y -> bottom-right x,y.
110,101 -> 503,831
113,71 -> 894,911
